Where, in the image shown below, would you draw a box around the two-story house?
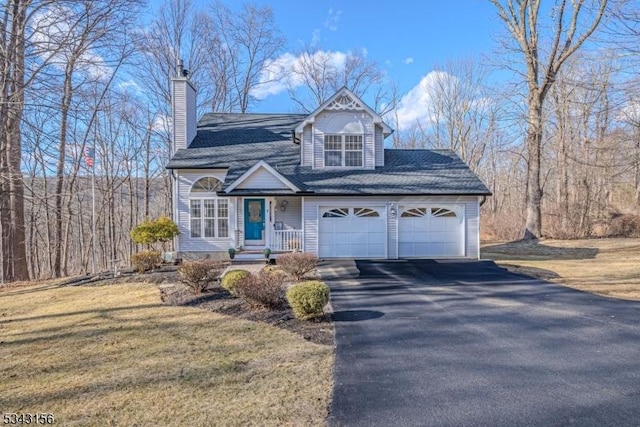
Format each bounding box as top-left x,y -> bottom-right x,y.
166,68 -> 491,260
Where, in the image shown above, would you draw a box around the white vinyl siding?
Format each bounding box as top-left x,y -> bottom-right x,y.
375,125 -> 384,166
274,197 -> 302,230
171,78 -> 197,152
302,125 -> 313,167
235,167 -> 291,189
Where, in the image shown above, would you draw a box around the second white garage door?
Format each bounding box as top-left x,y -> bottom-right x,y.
398,205 -> 465,257
319,206 -> 386,258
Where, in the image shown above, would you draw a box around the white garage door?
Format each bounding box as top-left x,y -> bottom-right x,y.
398,205 -> 465,257
319,207 -> 386,258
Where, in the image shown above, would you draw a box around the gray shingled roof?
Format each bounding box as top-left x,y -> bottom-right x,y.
166,113 -> 491,196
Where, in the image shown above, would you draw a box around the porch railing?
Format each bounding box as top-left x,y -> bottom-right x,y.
271,229 -> 303,252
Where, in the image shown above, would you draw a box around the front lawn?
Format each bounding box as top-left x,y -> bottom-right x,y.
482,238 -> 640,301
0,281 -> 332,426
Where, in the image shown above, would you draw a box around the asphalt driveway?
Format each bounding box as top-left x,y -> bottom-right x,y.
321,260 -> 640,427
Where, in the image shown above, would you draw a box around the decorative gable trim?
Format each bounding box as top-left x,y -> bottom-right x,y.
325,93 -> 364,111
225,160 -> 300,193
295,87 -> 392,136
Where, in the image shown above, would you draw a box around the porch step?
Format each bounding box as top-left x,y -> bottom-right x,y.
231,251 -> 286,264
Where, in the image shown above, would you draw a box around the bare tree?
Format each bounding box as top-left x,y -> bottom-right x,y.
281,45 -> 386,113
210,1 -> 284,113
489,0 -> 608,240
393,59 -> 501,172
0,0 -> 35,282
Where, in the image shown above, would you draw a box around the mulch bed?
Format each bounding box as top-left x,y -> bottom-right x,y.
160,283 -> 334,346
59,266 -> 334,347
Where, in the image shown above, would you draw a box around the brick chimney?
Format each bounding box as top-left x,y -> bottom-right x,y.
171,59 -> 197,153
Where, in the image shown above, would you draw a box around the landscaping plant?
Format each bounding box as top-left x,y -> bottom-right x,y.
277,252 -> 318,281
130,250 -> 162,273
221,269 -> 250,295
286,281 -> 330,320
130,216 -> 179,251
235,270 -> 286,309
178,260 -> 225,294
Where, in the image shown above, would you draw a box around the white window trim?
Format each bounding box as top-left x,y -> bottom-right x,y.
323,134 -> 364,168
189,195 -> 230,240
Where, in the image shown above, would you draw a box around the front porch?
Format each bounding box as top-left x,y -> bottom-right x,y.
234,196 -> 303,253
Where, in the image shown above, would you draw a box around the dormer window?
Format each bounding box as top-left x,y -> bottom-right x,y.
324,134 -> 363,167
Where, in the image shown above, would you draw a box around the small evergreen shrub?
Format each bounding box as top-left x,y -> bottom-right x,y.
221,269 -> 251,295
277,252 -> 318,281
131,250 -> 161,273
235,270 -> 286,309
286,281 -> 330,320
130,216 -> 179,251
178,260 -> 225,294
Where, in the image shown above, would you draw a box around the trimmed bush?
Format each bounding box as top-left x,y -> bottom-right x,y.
277,252 -> 318,281
130,216 -> 179,251
235,270 -> 286,309
221,269 -> 251,295
131,250 -> 161,273
286,281 -> 330,320
178,260 -> 225,294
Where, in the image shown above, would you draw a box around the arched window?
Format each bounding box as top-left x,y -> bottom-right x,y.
191,177 -> 223,192
189,177 -> 229,239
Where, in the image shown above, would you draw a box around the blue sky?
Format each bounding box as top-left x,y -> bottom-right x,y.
147,1 -> 504,122
256,1 -> 501,112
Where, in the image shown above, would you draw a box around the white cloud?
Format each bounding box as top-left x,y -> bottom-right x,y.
118,79 -> 142,94
403,57 -> 414,65
324,8 -> 342,31
31,5 -> 111,81
152,113 -> 170,133
619,101 -> 640,124
251,50 -> 349,100
393,71 -> 453,131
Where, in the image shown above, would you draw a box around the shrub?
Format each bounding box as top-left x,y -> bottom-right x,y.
178,260 -> 225,294
286,281 -> 330,320
235,270 -> 286,309
130,216 -> 179,251
221,269 -> 251,295
131,250 -> 161,273
277,252 -> 318,281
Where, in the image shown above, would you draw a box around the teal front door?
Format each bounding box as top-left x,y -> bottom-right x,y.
244,199 -> 265,244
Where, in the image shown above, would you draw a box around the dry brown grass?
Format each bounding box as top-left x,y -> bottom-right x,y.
482,238 -> 640,301
0,281 -> 332,426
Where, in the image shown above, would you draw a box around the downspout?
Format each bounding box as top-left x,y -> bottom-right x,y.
172,169 -> 179,256
479,195 -> 487,207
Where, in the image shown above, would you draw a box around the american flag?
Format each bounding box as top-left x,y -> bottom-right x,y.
84,147 -> 95,168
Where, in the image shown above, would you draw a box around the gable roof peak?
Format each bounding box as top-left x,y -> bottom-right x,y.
295,87 -> 392,135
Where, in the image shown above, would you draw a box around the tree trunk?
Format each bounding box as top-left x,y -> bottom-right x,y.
523,93 -> 543,240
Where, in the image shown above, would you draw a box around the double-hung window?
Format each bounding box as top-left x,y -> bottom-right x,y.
324,134 -> 363,167
189,177 -> 229,239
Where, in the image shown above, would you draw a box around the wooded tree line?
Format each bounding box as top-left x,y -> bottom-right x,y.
1,0 -> 639,282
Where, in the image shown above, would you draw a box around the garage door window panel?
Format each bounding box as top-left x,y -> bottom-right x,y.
431,207 -> 457,217
322,207 -> 349,218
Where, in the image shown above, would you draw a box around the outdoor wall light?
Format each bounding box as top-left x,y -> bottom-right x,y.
280,199 -> 289,212
389,204 -> 397,218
